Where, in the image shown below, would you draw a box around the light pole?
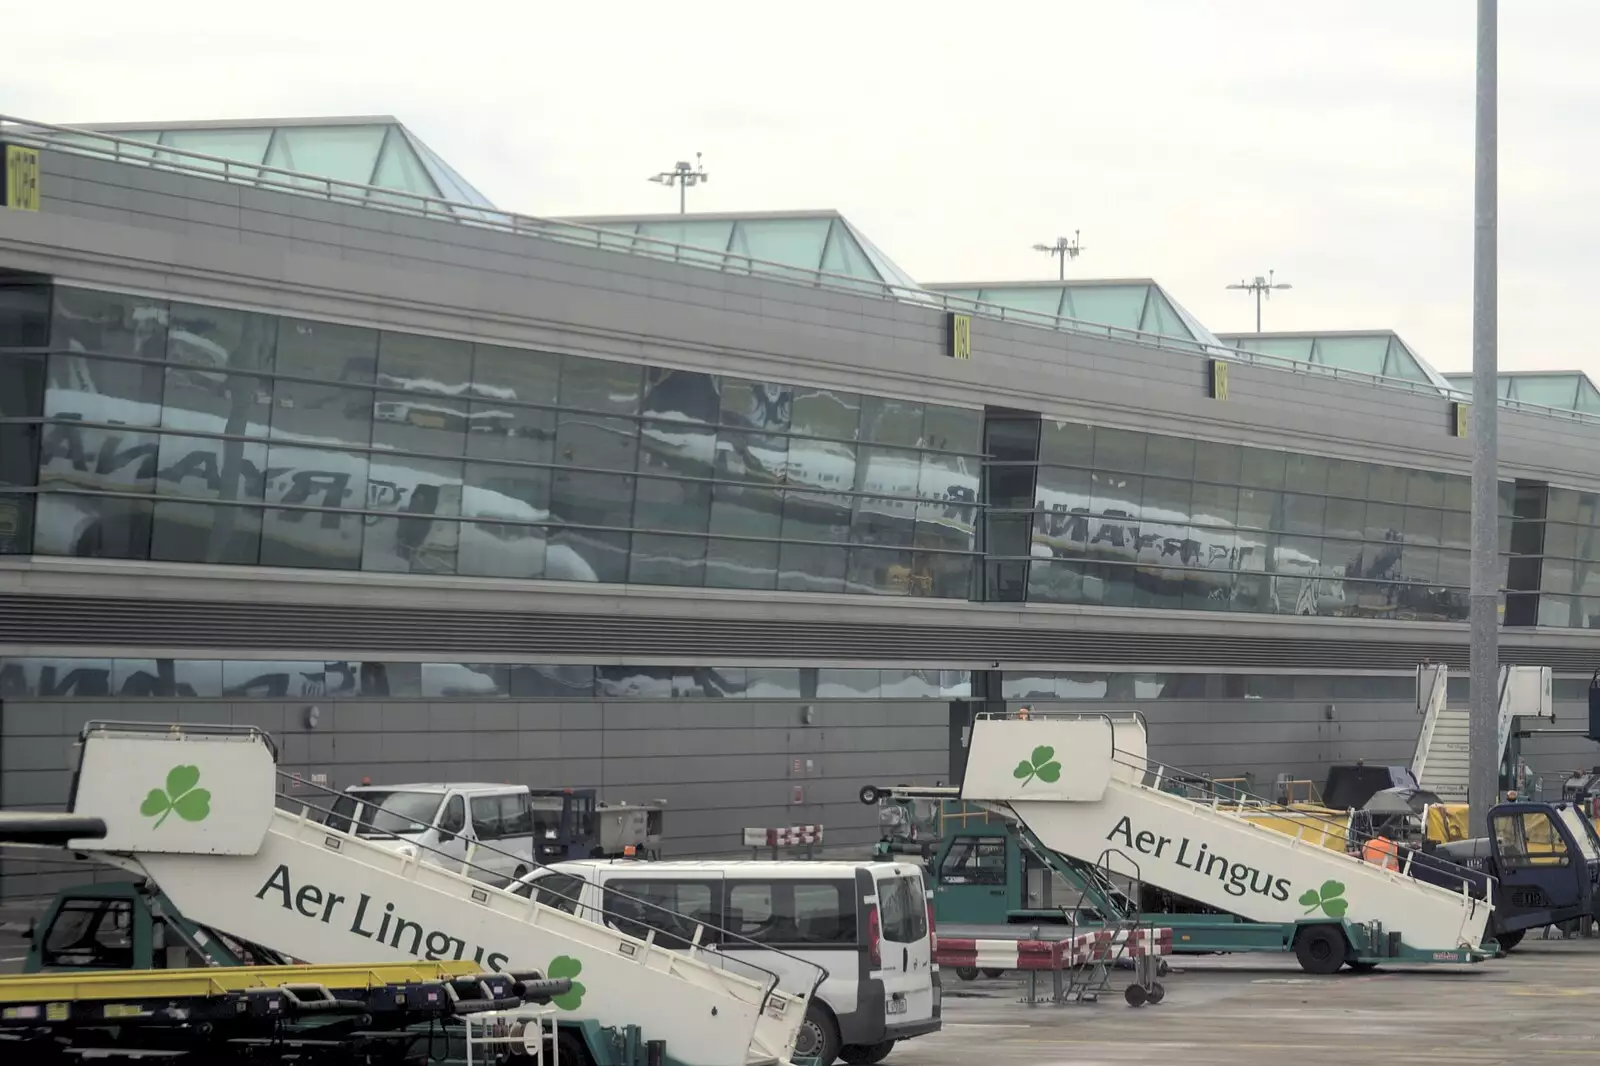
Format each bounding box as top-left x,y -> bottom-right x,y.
648,153 -> 709,214
1468,0 -> 1499,835
1032,232 -> 1084,280
1226,270 -> 1293,332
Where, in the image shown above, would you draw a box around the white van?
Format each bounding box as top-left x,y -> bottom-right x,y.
511,860 -> 939,1065
325,783 -> 536,886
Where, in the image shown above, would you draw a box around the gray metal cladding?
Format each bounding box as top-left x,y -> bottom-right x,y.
2,592 -> 1591,671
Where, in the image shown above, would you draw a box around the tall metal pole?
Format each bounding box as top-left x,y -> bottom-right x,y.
1467,0 -> 1500,833
1255,289 -> 1263,333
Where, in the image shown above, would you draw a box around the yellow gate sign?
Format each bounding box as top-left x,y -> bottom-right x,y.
948,312 -> 972,360
4,145 -> 41,212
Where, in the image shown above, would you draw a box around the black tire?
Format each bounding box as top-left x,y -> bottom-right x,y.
859,785 -> 880,805
840,1040 -> 896,1065
796,1003 -> 841,1065
1346,961 -> 1378,973
1496,928 -> 1525,953
955,966 -> 980,982
512,866 -> 529,882
1294,924 -> 1347,975
1124,983 -> 1148,1007
982,968 -> 1005,979
557,1028 -> 594,1066
1147,982 -> 1165,1005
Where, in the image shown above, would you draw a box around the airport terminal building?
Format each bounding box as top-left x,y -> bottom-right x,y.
4,116 -> 1600,895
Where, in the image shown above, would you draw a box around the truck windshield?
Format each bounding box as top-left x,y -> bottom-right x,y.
328,791 -> 443,838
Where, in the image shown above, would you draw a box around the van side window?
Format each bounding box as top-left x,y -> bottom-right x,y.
41,899 -> 135,969
604,879 -> 718,949
470,795 -> 504,840
940,836 -> 1006,886
876,874 -> 926,944
438,796 -> 465,835
514,872 -> 585,915
504,793 -> 533,836
725,880 -> 856,946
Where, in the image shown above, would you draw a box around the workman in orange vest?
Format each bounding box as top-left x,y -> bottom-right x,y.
1362,835 -> 1400,871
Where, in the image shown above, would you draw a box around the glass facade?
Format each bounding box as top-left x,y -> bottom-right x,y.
1001,672 -> 1418,702
927,282 -> 1213,344
3,286 -> 982,597
1223,332 -> 1437,384
1442,371 -> 1600,415
0,657 -> 973,701
1534,487 -> 1600,629
987,410 -> 1519,623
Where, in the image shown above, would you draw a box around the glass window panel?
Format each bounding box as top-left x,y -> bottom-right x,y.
362,455 -> 462,574
1437,548 -> 1470,588
1138,478 -> 1191,567
459,462 -> 548,579
222,660 -> 332,699
921,405 -> 981,455
0,492 -> 34,554
264,125 -> 387,186
1322,537 -> 1365,577
1542,557 -> 1576,595
709,481 -> 782,539
272,319 -> 376,448
1541,521 -> 1577,560
1404,506 -> 1444,547
705,537 -> 779,590
629,533 -> 707,586
1185,567 -> 1234,611
782,489 -> 851,543
1365,502 -> 1406,544
1367,466 -> 1409,504
858,395 -> 923,447
846,546 -> 917,595
369,129 -> 442,199
1407,469 -> 1447,507
1284,453 -> 1328,495
777,542 -> 847,593
1092,428 -> 1146,474
1280,492 -> 1325,535
152,498 -> 261,565
1326,460 -> 1368,499
1236,487 -> 1278,531
1441,510 -> 1471,552
1323,497 -> 1365,542
1002,672 -> 1057,700
1193,440 -> 1241,485
1143,434 -> 1194,479
633,475 -> 711,534
1400,545 -> 1440,585
0,284 -> 50,348
509,664 -> 594,698
817,669 -> 881,699
549,470 -> 632,583
41,355 -> 163,491
1443,474 -> 1471,513
638,367 -> 719,480
1238,448 -> 1286,490
467,344 -> 558,465
373,331 -> 472,457
914,550 -> 971,598
1547,488 -> 1581,524
1273,534 -> 1324,577
555,356 -> 640,471
1026,559 -> 1090,605
917,451 -> 978,552
791,386 -> 861,441
1065,286 -> 1147,330
596,666 -> 673,699
742,667 -> 801,699
1037,419 -> 1094,468
32,496 -> 151,558
1033,468 -> 1091,560
852,492 -> 917,547
1191,517 -> 1237,572
52,287 -> 169,361
984,417 -> 1037,463
1537,595 -> 1575,628
1313,336 -> 1388,375
1086,472 -> 1140,564
717,427 -> 789,486
719,378 -> 793,433
424,663 -> 509,698
1132,564 -> 1187,610
728,218 -> 830,272
986,463 -> 1036,510
258,446 -> 367,569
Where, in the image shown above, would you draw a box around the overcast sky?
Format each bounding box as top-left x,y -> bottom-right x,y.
6,1 -> 1593,377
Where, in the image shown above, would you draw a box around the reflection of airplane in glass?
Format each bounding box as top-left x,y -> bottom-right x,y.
36,385 -> 598,581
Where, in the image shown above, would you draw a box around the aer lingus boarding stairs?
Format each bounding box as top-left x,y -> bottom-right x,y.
57,724 -> 818,1066
1412,663 -> 1553,802
961,712 -> 1493,970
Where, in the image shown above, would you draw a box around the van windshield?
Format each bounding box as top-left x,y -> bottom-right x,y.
328,791 -> 443,838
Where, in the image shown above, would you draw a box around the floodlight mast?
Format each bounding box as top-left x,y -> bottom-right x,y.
648,152 -> 709,214
1032,231 -> 1084,280
1226,269 -> 1293,332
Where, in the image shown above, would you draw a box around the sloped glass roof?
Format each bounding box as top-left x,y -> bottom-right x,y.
561,211 -> 922,293
1217,331 -> 1448,388
54,118 -> 496,209
922,281 -> 1223,346
1441,371 -> 1600,414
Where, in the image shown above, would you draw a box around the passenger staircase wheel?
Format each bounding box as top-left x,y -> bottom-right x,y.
840,1040 -> 896,1064
1294,925 -> 1347,975
796,1003 -> 840,1066
1124,983 -> 1148,1007
982,968 -> 1005,979
1496,928 -> 1525,953
1346,961 -> 1377,973
1147,982 -> 1165,1005
955,966 -> 980,982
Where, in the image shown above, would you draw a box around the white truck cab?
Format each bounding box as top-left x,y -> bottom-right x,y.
325,783 -> 535,885
512,859 -> 939,1065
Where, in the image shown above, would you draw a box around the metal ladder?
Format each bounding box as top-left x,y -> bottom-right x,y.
1059,849 -> 1143,1004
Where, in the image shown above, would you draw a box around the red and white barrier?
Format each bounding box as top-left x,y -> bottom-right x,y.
742,825 -> 824,847
935,927 -> 1172,972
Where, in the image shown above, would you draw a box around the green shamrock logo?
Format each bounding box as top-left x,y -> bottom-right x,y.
139,765 -> 212,829
1297,880 -> 1347,918
547,955 -> 586,1010
1012,745 -> 1062,787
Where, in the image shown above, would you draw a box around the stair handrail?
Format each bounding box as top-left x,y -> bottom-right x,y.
1411,664 -> 1450,782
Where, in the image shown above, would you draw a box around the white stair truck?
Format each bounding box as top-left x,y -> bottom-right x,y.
959,711 -> 1494,973
1412,663 -> 1554,802
57,723 -> 820,1066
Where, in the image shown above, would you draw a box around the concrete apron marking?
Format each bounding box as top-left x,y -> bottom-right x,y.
1002,1039 -> 1600,1058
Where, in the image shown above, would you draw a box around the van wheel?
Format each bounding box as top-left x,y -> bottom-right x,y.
982,968 -> 1005,979
1294,924 -> 1347,975
795,1003 -> 840,1065
1496,928 -> 1525,953
955,966 -> 979,982
841,1040 -> 896,1064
